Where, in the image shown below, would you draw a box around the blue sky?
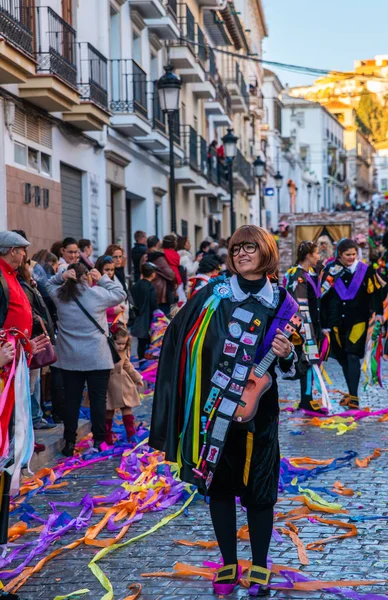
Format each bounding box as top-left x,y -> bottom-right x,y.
262,0 -> 388,88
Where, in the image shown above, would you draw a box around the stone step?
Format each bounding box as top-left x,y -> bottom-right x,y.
30,419 -> 91,471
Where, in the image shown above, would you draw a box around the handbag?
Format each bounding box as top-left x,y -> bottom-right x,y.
29,315 -> 57,370
74,298 -> 121,364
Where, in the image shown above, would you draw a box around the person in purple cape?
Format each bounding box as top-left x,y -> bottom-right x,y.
320,238 -> 383,409
285,241 -> 325,412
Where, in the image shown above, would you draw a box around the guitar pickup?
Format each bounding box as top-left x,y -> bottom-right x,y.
238,399 -> 247,407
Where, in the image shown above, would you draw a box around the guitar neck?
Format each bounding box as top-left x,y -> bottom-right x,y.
254,331 -> 292,378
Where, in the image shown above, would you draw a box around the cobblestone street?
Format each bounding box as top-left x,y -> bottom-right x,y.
7,359 -> 388,600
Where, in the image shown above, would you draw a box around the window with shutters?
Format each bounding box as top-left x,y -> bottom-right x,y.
13,107 -> 52,176
12,107 -> 53,149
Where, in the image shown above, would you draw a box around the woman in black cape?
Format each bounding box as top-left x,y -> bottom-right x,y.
150,225 -> 301,596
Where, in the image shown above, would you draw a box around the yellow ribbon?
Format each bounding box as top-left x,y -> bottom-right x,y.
53,591 -> 90,600
320,366 -> 332,385
87,491 -> 197,600
298,486 -> 343,511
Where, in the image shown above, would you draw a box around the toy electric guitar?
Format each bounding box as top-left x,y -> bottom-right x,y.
233,314 -> 302,423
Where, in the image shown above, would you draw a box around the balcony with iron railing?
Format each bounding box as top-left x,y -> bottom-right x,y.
0,0 -> 33,56
77,42 -> 108,109
18,6 -> 80,111
166,0 -> 178,18
169,4 -> 208,83
35,6 -> 77,88
152,80 -> 166,134
107,59 -> 151,137
109,59 -> 147,118
61,41 -> 110,131
0,0 -> 36,83
223,57 -> 249,112
180,124 -> 198,170
235,149 -> 254,190
196,23 -> 206,68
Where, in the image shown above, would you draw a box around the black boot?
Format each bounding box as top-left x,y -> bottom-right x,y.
61,441 -> 75,457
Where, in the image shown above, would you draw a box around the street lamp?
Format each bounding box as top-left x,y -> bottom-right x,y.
157,64 -> 182,234
307,182 -> 312,211
254,156 -> 266,227
222,128 -> 238,234
274,170 -> 283,217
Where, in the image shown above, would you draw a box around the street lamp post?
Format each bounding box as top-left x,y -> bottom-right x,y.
157,65 -> 182,234
274,170 -> 283,220
253,156 -> 266,228
222,128 -> 238,234
307,182 -> 312,211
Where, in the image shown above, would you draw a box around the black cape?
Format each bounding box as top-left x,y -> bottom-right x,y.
149,276 -> 297,506
321,260 -> 382,358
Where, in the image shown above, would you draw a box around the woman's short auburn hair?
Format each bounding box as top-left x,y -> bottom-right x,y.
227,225 -> 279,276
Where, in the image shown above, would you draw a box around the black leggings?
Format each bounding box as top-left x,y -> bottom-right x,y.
209,494 -> 273,569
337,353 -> 361,397
61,369 -> 111,443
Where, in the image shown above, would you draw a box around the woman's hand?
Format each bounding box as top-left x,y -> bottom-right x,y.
63,269 -> 77,281
90,268 -> 101,282
30,334 -> 50,355
137,379 -> 144,388
0,342 -> 15,367
271,328 -> 292,359
114,304 -> 126,315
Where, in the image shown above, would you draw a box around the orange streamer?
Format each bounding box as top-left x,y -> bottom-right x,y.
280,523 -> 310,565
355,448 -> 382,468
331,481 -> 354,496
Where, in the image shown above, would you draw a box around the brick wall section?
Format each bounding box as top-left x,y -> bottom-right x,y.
6,165 -> 62,255
278,211 -> 369,276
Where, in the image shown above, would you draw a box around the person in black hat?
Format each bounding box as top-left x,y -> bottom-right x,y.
187,255 -> 221,300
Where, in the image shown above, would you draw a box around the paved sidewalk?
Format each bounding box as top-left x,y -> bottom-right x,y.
7,359 -> 388,599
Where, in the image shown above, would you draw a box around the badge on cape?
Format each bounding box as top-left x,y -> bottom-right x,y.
329,264 -> 342,276
228,321 -> 242,339
213,282 -> 233,299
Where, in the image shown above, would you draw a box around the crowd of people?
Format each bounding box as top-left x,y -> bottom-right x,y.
1,217 -> 388,595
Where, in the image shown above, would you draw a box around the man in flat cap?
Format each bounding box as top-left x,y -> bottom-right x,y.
0,230 -> 33,335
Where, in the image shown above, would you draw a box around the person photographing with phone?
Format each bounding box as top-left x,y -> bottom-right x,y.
46,263 -> 126,456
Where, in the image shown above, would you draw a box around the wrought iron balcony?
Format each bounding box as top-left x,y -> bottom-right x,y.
180,124 -> 198,170
207,47 -> 217,83
240,74 -> 249,106
77,42 -> 108,109
166,0 -> 178,19
109,59 -> 147,118
35,7 -> 77,87
217,159 -> 228,189
178,3 -> 195,53
216,78 -> 232,117
199,136 -> 208,177
0,0 -> 33,56
196,24 -> 206,67
168,110 -> 181,145
235,149 -> 254,189
152,80 -> 166,134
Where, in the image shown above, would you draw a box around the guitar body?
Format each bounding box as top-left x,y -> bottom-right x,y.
234,367 -> 273,423
232,314 -> 302,424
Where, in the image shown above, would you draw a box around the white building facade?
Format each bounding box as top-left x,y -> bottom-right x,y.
280,95 -> 345,213
0,0 -> 268,261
